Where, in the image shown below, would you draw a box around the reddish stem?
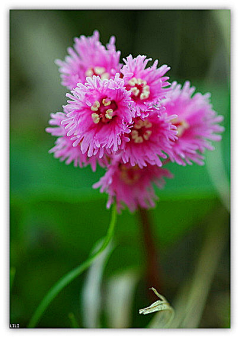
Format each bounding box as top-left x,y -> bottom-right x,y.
138,208 -> 163,295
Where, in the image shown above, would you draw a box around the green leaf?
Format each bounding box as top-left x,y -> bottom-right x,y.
27,204 -> 117,328
68,313 -> 80,328
105,268 -> 141,328
81,239 -> 115,328
10,267 -> 16,291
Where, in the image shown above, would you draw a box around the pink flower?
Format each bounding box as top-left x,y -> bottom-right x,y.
93,157 -> 173,212
62,74 -> 134,159
121,55 -> 171,116
46,112 -> 108,171
55,30 -> 121,90
120,107 -> 178,168
163,81 -> 224,165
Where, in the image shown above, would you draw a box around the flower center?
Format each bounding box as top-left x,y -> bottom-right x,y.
130,118 -> 152,143
119,164 -> 141,185
85,66 -> 110,80
128,77 -> 150,100
91,98 -> 118,124
171,118 -> 189,137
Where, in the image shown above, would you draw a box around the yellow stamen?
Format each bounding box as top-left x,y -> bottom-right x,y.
177,121 -> 189,137
143,130 -> 152,140
142,85 -> 150,94
102,98 -> 111,106
140,92 -> 150,100
128,77 -> 138,86
171,118 -> 178,124
128,78 -> 150,100
85,67 -> 110,80
182,120 -> 189,129
171,118 -> 190,137
144,120 -> 152,128
105,109 -> 114,119
94,66 -> 105,75
85,68 -> 94,77
134,119 -> 144,129
134,136 -> 144,143
91,113 -> 100,124
131,87 -> 140,96
131,130 -> 139,139
120,165 -> 141,185
91,101 -> 100,111
100,72 -> 110,80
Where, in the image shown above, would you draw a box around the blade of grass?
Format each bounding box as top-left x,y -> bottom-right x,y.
81,239 -> 114,328
10,267 -> 16,291
105,268 -> 141,328
180,208 -> 228,328
206,142 -> 230,212
27,204 -> 117,328
170,207 -> 228,328
68,312 -> 79,328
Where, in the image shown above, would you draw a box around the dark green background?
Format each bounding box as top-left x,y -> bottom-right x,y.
10,10 -> 230,328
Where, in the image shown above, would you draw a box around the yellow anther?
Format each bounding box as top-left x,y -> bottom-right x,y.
131,130 -> 139,139
171,118 -> 190,137
85,67 -> 110,80
121,165 -> 128,171
177,121 -> 189,137
85,68 -> 94,77
120,165 -> 140,185
105,109 -> 114,119
171,118 -> 178,124
177,127 -> 183,137
182,120 -> 189,129
143,85 -> 150,93
144,120 -> 152,128
128,78 -> 150,100
94,66 -> 106,75
143,130 -> 152,140
100,72 -> 110,80
128,77 -> 138,86
102,98 -> 111,106
134,136 -> 144,143
91,101 -> 100,111
91,113 -> 100,124
131,87 -> 140,96
134,119 -> 144,129
140,92 -> 150,100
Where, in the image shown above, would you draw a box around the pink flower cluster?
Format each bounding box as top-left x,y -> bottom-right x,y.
47,31 -> 224,212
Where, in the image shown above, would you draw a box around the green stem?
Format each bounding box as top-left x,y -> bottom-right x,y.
27,204 -> 117,328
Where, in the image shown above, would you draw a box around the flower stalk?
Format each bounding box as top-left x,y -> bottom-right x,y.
138,208 -> 163,295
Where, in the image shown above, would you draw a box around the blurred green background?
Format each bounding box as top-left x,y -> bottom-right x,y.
10,9 -> 230,328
